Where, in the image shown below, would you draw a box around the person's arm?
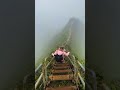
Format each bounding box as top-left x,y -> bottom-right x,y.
52,50 -> 58,56
63,51 -> 70,56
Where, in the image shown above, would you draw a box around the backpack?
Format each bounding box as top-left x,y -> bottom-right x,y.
54,54 -> 63,62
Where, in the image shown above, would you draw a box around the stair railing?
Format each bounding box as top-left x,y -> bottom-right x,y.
67,56 -> 79,88
35,57 -> 54,90
67,55 -> 85,89
43,57 -> 54,89
72,55 -> 79,89
72,55 -> 85,89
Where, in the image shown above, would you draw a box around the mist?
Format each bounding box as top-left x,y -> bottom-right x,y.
35,0 -> 85,65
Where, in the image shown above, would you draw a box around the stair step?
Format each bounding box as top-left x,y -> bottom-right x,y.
54,63 -> 70,66
51,69 -> 73,74
53,66 -> 70,70
46,86 -> 77,90
49,74 -> 74,81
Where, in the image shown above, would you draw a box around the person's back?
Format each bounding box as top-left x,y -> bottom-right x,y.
52,47 -> 70,63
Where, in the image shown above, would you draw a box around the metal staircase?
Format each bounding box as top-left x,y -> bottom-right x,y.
35,55 -> 85,90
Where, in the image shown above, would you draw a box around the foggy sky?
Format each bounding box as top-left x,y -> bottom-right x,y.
35,0 -> 85,63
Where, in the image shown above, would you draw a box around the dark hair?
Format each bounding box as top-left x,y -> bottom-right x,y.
59,46 -> 64,50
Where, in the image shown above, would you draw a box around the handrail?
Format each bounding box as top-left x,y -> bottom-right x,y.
35,73 -> 43,89
72,55 -> 85,72
78,72 -> 85,89
35,57 -> 48,73
46,57 -> 54,67
67,57 -> 75,66
35,57 -> 54,90
68,55 -> 85,89
35,64 -> 42,73
77,61 -> 85,72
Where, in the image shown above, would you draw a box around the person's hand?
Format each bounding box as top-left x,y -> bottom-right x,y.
52,53 -> 54,57
67,52 -> 70,55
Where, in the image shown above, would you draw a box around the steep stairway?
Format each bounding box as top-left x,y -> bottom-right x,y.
46,62 -> 78,90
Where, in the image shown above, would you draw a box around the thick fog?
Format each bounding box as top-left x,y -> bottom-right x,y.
35,0 -> 85,65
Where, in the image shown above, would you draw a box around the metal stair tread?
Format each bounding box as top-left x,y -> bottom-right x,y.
54,63 -> 70,66
46,86 -> 77,90
51,69 -> 73,74
53,65 -> 71,70
49,74 -> 74,81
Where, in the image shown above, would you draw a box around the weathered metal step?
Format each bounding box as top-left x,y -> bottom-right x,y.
51,69 -> 73,74
53,66 -> 71,70
54,63 -> 70,66
46,86 -> 77,90
49,74 -> 74,81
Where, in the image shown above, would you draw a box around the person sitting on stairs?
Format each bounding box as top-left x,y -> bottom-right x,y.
52,46 -> 70,63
